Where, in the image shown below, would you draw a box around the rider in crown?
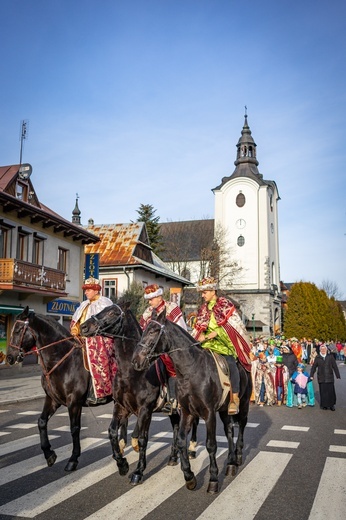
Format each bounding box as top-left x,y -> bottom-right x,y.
191,277 -> 252,414
140,283 -> 187,414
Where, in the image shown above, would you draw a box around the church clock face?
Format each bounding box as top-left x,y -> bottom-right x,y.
236,218 -> 246,229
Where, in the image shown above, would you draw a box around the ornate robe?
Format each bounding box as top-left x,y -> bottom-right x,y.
71,295 -> 117,398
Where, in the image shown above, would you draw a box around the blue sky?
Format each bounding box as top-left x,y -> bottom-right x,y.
1,0 -> 346,297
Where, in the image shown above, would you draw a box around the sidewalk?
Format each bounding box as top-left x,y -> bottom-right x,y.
0,363 -> 45,405
1,360 -> 345,407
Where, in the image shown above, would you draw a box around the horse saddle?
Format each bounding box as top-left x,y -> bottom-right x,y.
208,351 -> 232,409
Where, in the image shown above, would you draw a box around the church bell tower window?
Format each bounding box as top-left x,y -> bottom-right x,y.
236,193 -> 246,207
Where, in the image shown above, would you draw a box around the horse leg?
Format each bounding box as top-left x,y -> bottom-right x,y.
167,411 -> 180,466
64,402 -> 83,472
131,419 -> 140,453
188,417 -> 199,459
129,407 -> 153,485
220,411 -> 237,477
109,403 -> 130,477
176,412 -> 197,491
205,414 -> 219,494
38,395 -> 60,468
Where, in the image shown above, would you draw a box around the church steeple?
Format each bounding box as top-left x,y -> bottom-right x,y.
234,111 -> 259,167
72,194 -> 81,225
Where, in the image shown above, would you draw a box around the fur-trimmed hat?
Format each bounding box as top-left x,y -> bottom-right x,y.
144,284 -> 163,300
196,277 -> 218,292
82,277 -> 101,291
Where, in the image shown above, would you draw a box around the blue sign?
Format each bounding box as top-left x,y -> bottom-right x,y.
85,253 -> 99,280
47,299 -> 80,316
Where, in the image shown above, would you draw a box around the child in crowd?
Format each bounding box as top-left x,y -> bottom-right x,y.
274,355 -> 289,405
290,363 -> 310,409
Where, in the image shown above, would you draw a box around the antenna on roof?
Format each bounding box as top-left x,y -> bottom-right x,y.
19,120 -> 29,165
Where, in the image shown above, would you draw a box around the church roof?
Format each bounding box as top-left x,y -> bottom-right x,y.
160,219 -> 215,262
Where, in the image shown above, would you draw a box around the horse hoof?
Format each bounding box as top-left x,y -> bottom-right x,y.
167,457 -> 178,466
46,453 -> 57,467
185,476 -> 197,491
118,461 -> 129,476
130,473 -> 143,485
207,481 -> 219,494
188,450 -> 196,459
237,456 -> 243,466
64,461 -> 78,472
226,464 -> 238,477
131,437 -> 139,453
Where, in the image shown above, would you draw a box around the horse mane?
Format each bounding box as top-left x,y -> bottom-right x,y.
114,299 -> 142,338
32,313 -> 71,338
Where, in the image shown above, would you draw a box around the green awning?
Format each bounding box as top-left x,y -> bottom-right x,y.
0,305 -> 25,315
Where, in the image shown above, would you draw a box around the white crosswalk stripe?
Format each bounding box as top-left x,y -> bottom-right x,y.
197,451 -> 292,520
0,421 -> 345,519
0,437 -> 109,486
85,446 -> 227,520
0,442 -> 167,518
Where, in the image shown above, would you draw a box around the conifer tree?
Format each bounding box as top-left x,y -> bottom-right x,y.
136,203 -> 163,255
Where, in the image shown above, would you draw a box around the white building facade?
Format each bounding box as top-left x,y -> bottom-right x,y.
213,115 -> 282,336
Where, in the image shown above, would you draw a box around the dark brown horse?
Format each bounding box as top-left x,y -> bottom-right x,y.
6,306 -> 126,472
132,310 -> 252,493
81,302 -> 186,485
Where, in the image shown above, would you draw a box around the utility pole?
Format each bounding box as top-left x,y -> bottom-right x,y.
19,120 -> 29,165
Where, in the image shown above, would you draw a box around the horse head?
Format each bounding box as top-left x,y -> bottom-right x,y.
80,304 -> 124,337
132,309 -> 167,371
7,306 -> 37,365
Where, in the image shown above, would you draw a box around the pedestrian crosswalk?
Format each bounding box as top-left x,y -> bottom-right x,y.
0,409 -> 345,519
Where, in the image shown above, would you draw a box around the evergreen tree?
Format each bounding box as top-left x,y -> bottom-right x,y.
117,281 -> 147,321
136,203 -> 163,255
284,281 -> 346,341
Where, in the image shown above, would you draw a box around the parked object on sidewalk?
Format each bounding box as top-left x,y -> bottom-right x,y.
6,306 -> 124,472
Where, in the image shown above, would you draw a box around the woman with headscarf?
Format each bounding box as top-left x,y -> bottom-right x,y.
310,344 -> 341,411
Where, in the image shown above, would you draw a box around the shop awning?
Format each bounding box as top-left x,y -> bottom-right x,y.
0,305 -> 26,315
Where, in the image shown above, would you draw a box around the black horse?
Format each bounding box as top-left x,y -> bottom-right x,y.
81,302 -> 188,485
132,311 -> 252,493
6,306 -> 126,472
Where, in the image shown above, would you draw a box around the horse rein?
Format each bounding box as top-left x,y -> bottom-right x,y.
9,318 -> 83,376
137,319 -> 200,364
85,303 -> 125,337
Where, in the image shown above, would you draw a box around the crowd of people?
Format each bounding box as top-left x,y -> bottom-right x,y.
250,336 -> 342,410
72,276 -> 342,412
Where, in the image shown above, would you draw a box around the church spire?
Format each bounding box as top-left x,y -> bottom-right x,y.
234,110 -> 259,167
72,193 -> 81,225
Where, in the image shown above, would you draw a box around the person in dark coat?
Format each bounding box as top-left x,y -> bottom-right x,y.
280,344 -> 298,377
310,344 -> 341,411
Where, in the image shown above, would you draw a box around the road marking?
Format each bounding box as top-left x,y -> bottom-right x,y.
267,440 -> 299,449
329,445 -> 346,453
334,429 -> 346,435
95,413 -> 113,419
52,425 -> 88,432
282,425 -> 309,432
309,457 -> 346,519
17,411 -> 41,416
0,442 -> 167,518
0,410 -> 9,413
6,422 -> 38,430
197,451 -> 292,520
84,446 -> 227,520
0,437 -> 109,486
0,434 -> 60,457
0,431 -> 10,437
247,423 -> 260,427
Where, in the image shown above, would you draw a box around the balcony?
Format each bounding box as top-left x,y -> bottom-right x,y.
0,259 -> 66,296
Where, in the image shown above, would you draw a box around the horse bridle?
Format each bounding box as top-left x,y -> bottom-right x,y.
8,319 -> 35,363
136,319 -> 166,364
85,303 -> 125,337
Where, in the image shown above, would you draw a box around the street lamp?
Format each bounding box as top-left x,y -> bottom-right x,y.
252,313 -> 255,340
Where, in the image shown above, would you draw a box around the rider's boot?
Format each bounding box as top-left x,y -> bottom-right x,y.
86,379 -> 107,406
228,392 -> 240,415
162,376 -> 177,415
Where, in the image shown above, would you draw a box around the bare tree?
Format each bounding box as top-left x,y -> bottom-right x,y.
160,219 -> 243,287
320,279 -> 343,300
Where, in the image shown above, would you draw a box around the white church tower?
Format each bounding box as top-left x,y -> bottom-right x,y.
213,113 -> 282,336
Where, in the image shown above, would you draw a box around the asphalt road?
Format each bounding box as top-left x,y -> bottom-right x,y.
0,364 -> 345,520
